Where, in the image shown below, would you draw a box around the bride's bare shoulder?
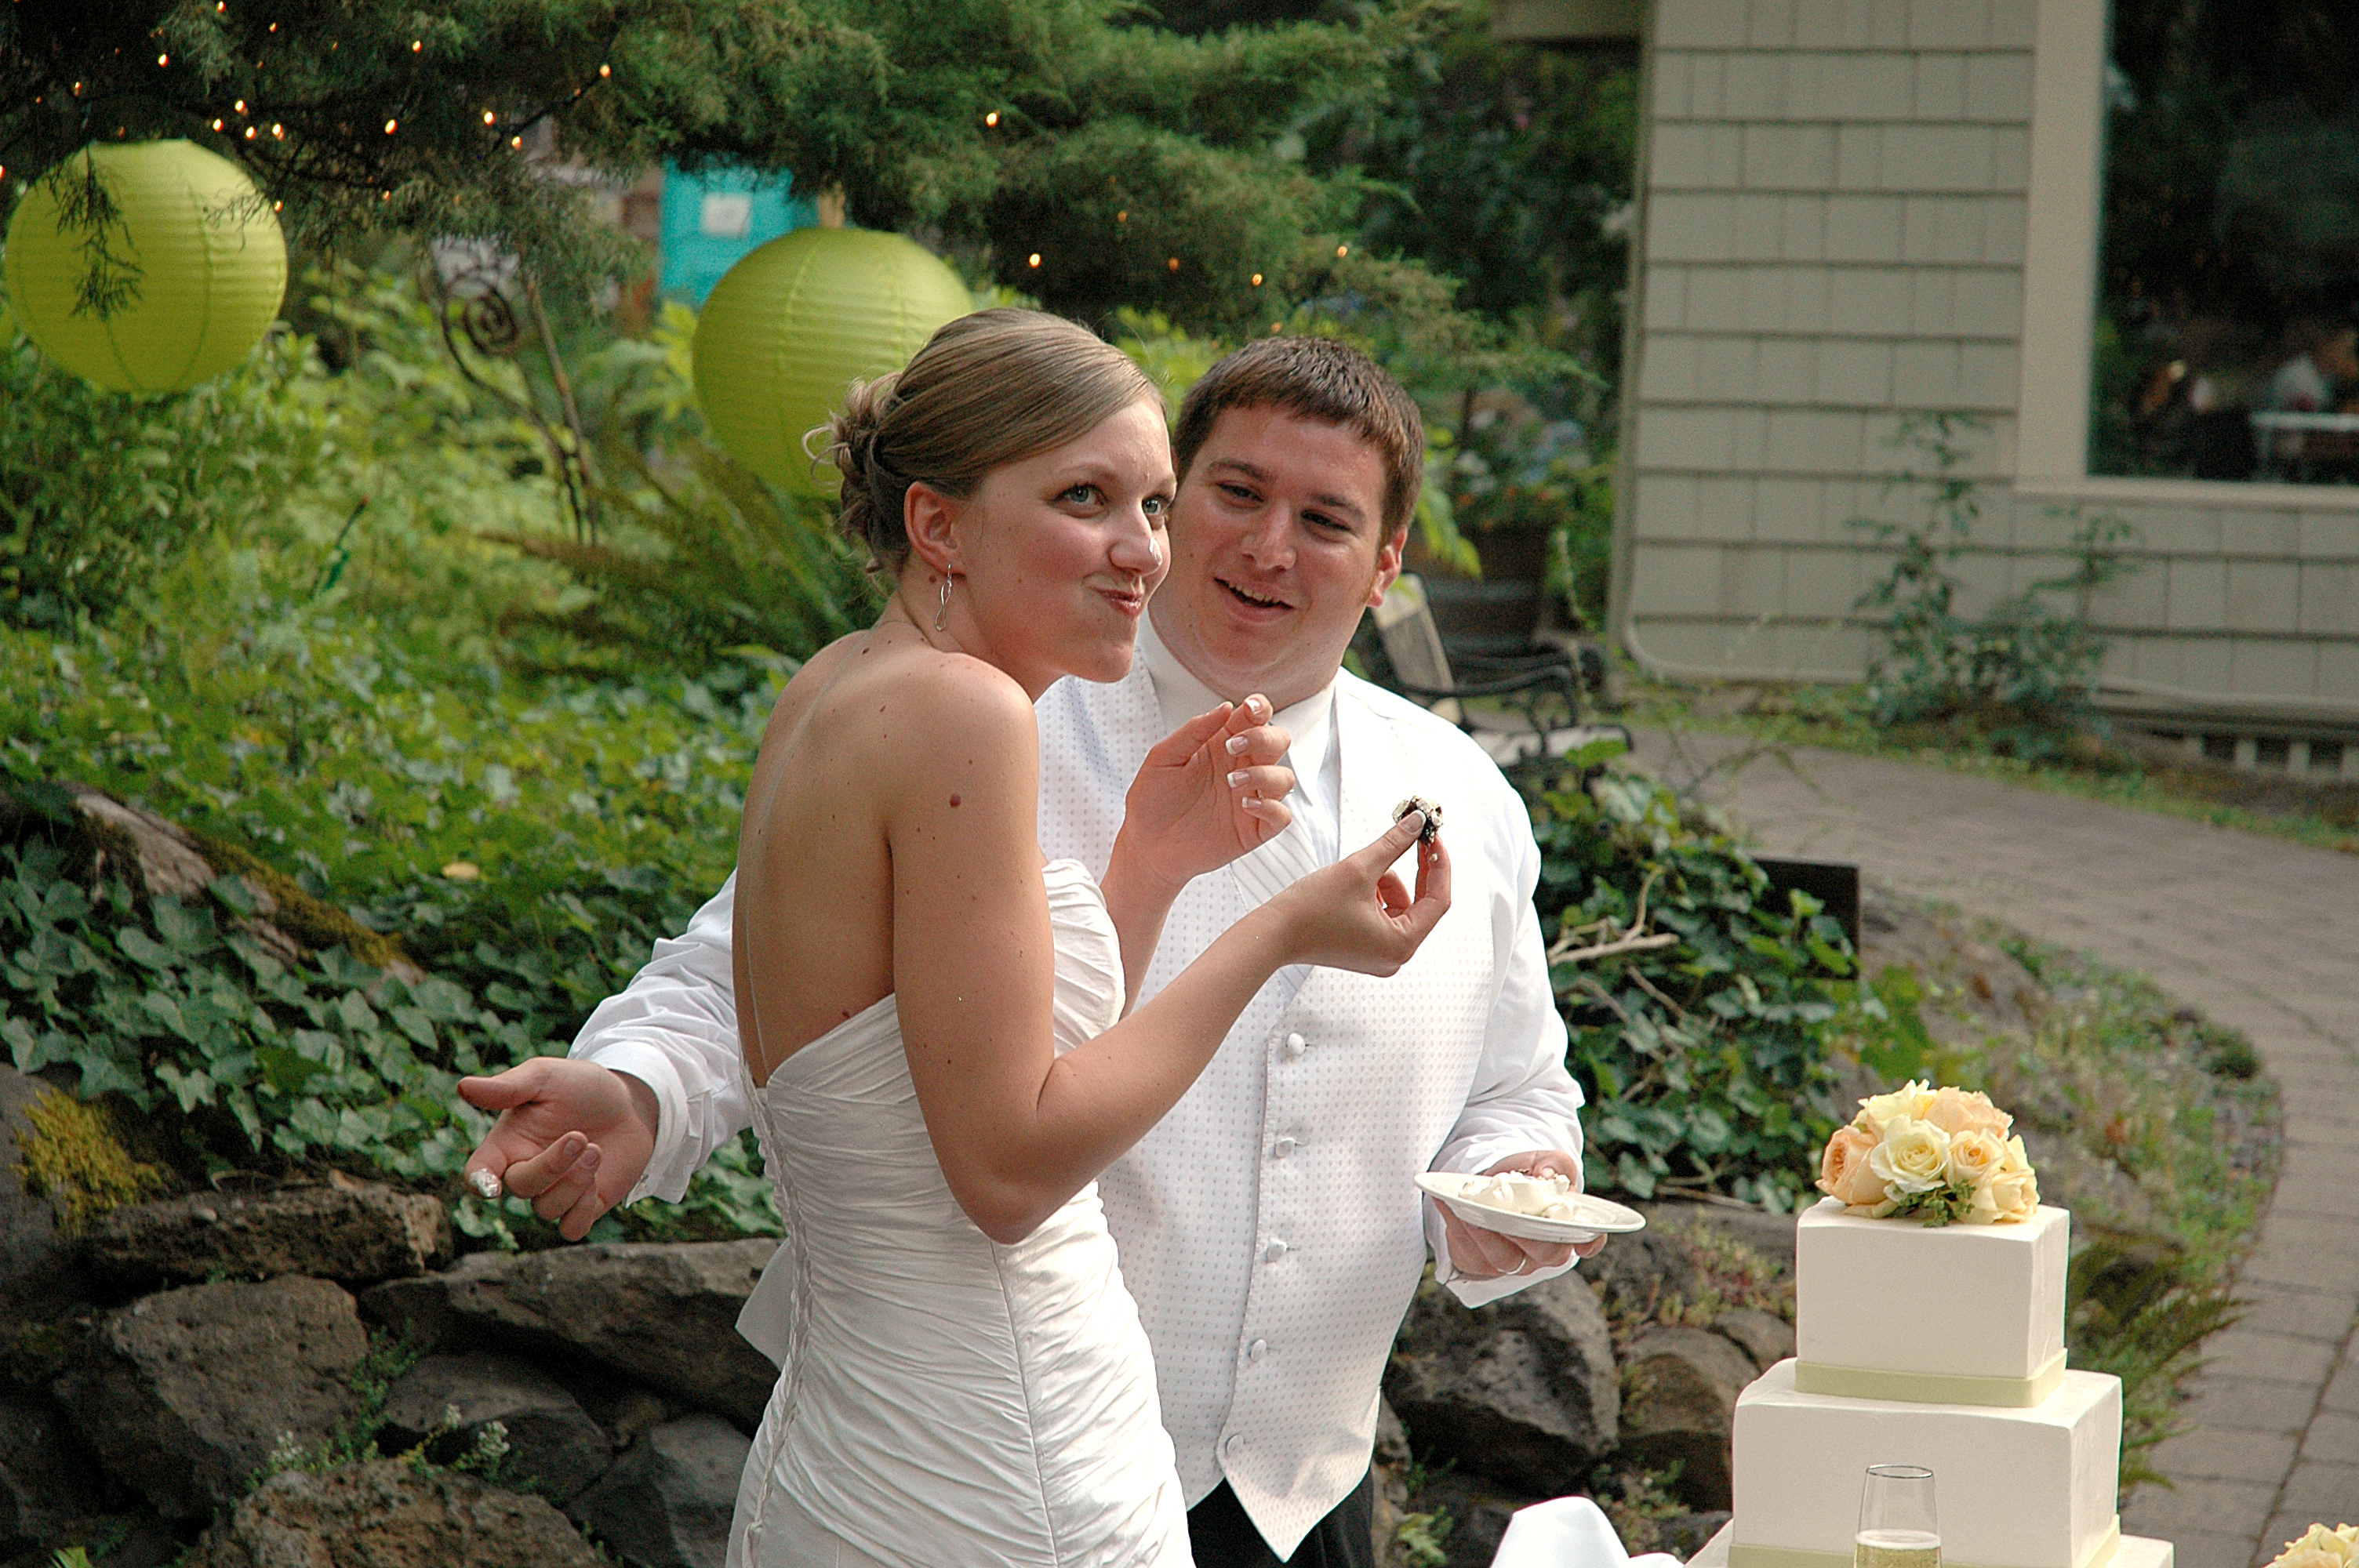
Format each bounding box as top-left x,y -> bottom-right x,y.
794,630 -> 1037,757
880,643 -> 1037,750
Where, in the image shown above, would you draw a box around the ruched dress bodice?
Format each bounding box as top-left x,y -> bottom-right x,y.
727,858 -> 1191,1568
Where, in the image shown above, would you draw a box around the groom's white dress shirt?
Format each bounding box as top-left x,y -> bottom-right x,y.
572,623 -> 1585,1558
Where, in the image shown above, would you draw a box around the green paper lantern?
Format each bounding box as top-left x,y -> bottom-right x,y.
3,140 -> 287,395
692,227 -> 974,494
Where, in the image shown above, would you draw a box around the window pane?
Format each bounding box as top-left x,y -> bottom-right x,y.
2094,1 -> 2359,485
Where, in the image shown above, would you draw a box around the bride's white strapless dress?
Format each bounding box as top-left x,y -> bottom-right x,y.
727,858 -> 1193,1568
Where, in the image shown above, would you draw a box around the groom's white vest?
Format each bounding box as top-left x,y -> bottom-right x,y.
1033,658 -> 1581,1556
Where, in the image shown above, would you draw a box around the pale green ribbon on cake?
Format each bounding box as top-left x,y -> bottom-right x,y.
1729,1519 -> 2120,1568
1790,1349 -> 2067,1408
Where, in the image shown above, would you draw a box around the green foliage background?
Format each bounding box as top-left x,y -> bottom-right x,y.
0,266 -> 802,1243
1521,756 -> 1856,1209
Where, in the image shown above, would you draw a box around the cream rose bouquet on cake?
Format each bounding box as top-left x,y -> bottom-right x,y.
1815,1080 -> 2041,1225
2266,1525 -> 2359,1568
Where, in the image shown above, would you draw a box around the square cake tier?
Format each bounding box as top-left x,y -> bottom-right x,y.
1795,1199 -> 2068,1404
1692,1524 -> 2174,1568
1732,1359 -> 2121,1568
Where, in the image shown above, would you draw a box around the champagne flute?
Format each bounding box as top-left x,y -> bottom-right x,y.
1856,1465 -> 1940,1568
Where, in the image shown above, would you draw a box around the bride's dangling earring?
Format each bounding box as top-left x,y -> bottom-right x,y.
935,576 -> 954,633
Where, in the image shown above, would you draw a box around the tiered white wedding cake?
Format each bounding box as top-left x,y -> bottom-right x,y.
1689,1084 -> 2175,1568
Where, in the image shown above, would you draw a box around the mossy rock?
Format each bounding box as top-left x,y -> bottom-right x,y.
0,779 -> 413,975
0,1066 -> 99,1312
16,1087 -> 169,1239
186,829 -> 411,973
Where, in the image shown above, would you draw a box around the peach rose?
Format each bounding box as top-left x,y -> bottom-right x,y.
1924,1086 -> 2012,1139
1856,1080 -> 1936,1136
1817,1124 -> 1891,1210
1946,1127 -> 2009,1190
1867,1116 -> 1953,1196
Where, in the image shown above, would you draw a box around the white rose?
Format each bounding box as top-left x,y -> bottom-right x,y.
1946,1128 -> 2008,1190
1857,1080 -> 1936,1136
2266,1525 -> 2359,1568
2274,1548 -> 2343,1568
1866,1116 -> 1952,1196
1968,1163 -> 2041,1225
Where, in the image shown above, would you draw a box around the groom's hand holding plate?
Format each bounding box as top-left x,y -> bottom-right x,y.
1424,1150 -> 1630,1279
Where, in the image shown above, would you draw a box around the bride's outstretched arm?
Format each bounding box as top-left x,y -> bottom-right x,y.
863,662 -> 1446,1246
1099,695 -> 1294,1010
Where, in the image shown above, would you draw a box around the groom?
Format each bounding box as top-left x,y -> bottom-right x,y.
462,336 -> 1591,1567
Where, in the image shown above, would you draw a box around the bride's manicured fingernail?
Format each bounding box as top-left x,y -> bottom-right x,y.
1226,734 -> 1250,755
1228,770 -> 1250,787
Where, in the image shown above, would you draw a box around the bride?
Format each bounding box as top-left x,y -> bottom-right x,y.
725,308 -> 1449,1567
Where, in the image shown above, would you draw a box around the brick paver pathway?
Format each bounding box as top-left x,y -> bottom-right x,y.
1626,731 -> 2359,1568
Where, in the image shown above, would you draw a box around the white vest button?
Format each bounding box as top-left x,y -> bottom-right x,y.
1263,1239 -> 1288,1263
1223,1432 -> 1245,1457
1248,1338 -> 1268,1363
1272,1137 -> 1296,1160
1282,1032 -> 1307,1057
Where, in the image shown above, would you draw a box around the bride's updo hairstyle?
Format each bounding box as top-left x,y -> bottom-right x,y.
821,308 -> 1161,571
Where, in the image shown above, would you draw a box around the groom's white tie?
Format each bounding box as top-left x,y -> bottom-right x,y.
1229,806 -> 1325,909
1137,614 -> 1342,1004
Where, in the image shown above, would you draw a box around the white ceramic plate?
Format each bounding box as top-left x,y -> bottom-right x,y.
1414,1172 -> 1648,1245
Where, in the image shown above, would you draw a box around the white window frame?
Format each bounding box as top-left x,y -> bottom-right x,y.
2014,0 -> 2359,511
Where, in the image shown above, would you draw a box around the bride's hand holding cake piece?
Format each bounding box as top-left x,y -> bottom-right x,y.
1263,808 -> 1449,975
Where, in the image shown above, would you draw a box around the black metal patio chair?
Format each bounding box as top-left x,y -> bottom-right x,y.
1369,573 -> 1628,764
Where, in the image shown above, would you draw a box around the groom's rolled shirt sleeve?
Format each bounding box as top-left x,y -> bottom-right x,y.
572,873 -> 753,1207
1424,805 -> 1587,1306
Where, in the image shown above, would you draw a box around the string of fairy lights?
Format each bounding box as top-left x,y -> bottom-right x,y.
980,103 -> 1358,332
0,5 -> 620,212
4,31 -> 1354,329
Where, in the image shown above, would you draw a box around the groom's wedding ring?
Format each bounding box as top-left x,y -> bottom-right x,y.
469,1168 -> 504,1200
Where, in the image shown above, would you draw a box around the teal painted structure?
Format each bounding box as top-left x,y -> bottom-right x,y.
660,164 -> 816,306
